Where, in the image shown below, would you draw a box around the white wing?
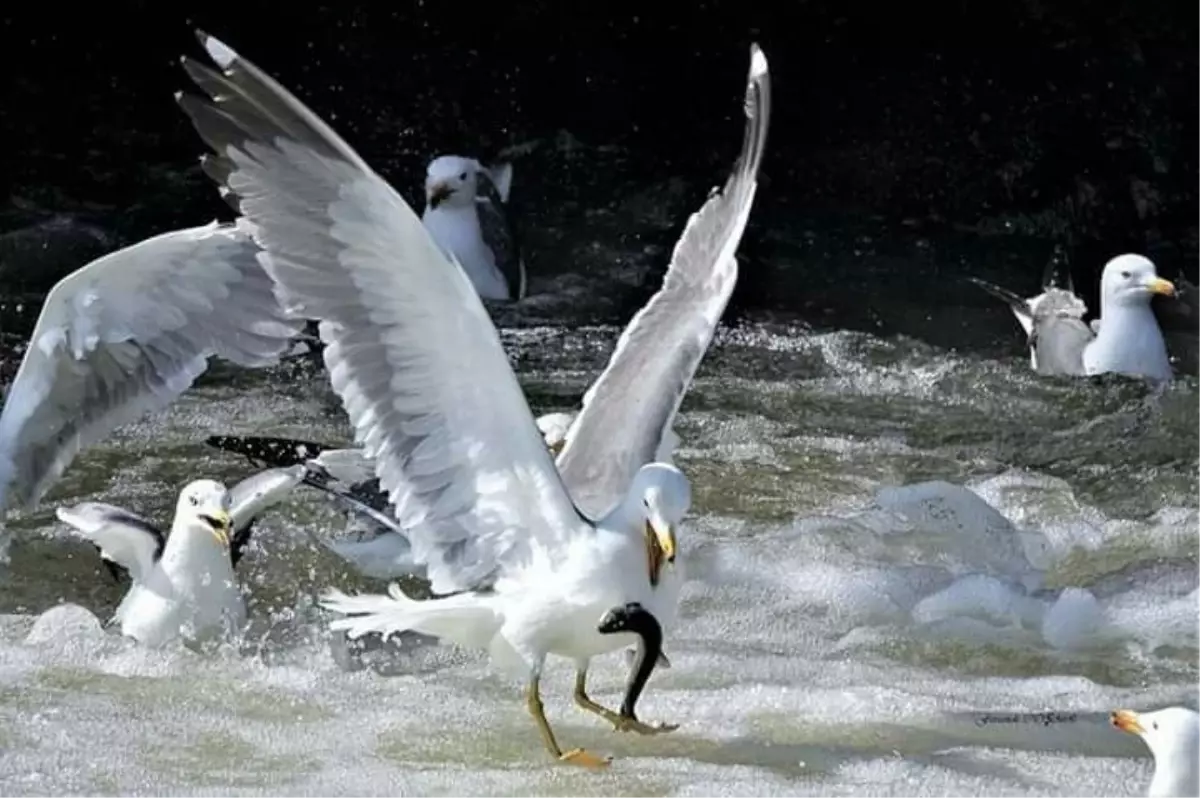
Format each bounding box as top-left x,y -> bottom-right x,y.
556,44 -> 771,518
309,447 -> 376,485
228,466 -> 306,529
178,32 -> 588,594
0,221 -> 302,515
56,502 -> 165,583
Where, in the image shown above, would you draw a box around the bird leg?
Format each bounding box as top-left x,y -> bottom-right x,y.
573,668 -> 678,736
526,673 -> 610,768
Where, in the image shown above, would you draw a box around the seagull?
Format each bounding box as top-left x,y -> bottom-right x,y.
1111,706 -> 1199,797
94,465 -> 310,586
0,219 -> 303,561
55,474 -> 300,647
176,31 -> 769,766
968,253 -> 1176,381
422,154 -> 526,302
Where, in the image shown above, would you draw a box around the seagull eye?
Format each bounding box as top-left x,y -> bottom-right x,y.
1121,270 -> 1131,279
459,171 -> 468,180
643,498 -> 650,508
1152,721 -> 1159,730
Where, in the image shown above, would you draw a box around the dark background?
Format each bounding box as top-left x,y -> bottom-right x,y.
0,0 -> 1196,346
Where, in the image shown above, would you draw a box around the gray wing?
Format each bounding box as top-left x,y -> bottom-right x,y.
475,168 -> 525,300
228,466 -> 307,530
55,502 -> 165,583
177,32 -> 588,595
968,277 -> 1092,376
1029,315 -> 1092,376
555,44 -> 771,519
0,221 -> 302,521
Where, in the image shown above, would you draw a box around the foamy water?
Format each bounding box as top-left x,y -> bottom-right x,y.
0,321 -> 1196,796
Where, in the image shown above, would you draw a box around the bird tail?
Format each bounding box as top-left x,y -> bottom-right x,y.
320,584 -> 499,649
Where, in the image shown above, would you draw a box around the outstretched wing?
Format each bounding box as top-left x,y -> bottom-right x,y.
475,166 -> 525,300
177,32 -> 588,594
0,221 -> 302,519
56,502 -> 165,584
555,45 -> 772,519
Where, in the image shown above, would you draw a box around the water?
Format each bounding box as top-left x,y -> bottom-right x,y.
0,309 -> 1195,796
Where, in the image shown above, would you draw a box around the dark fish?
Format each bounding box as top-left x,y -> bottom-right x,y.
597,602 -> 668,723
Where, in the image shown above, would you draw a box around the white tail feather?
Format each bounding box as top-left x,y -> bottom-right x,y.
320,584 -> 499,649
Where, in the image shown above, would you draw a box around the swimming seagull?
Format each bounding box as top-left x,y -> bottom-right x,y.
968,253 -> 1176,381
422,154 -> 526,301
55,475 -> 300,647
1111,706 -> 1199,797
95,465 -> 312,586
176,31 -> 769,766
0,220 -> 303,561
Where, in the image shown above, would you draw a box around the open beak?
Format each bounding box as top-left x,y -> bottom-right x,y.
643,512 -> 676,587
1110,709 -> 1145,736
201,510 -> 232,547
1145,277 -> 1176,296
427,181 -> 454,209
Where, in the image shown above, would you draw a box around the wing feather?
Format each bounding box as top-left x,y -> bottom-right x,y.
177,33 -> 586,594
56,502 -> 165,583
0,221 -> 302,522
555,45 -> 771,518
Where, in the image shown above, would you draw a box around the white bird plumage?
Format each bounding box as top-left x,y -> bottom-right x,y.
57,478 -> 263,648
422,154 -> 525,301
177,32 -> 769,766
970,253 -> 1175,380
1111,706 -> 1200,797
0,220 -> 303,561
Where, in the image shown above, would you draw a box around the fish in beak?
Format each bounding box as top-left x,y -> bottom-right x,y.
1110,709 -> 1146,735
200,509 -> 232,547
643,512 -> 676,587
427,181 -> 454,209
1145,277 -> 1176,297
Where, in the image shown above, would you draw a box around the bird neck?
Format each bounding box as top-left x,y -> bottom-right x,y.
163,521 -> 229,571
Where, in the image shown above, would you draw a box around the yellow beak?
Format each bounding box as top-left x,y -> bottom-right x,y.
650,516 -> 676,564
1146,277 -> 1176,296
208,509 -> 232,547
1110,709 -> 1145,735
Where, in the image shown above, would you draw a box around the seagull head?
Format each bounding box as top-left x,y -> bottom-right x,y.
630,463 -> 690,585
1101,254 -> 1175,309
177,479 -> 233,548
425,155 -> 480,210
1111,706 -> 1199,797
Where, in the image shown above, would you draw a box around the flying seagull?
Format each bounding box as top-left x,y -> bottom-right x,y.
0,220 -> 303,562
422,154 -> 526,301
969,253 -> 1176,381
176,32 -> 769,767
